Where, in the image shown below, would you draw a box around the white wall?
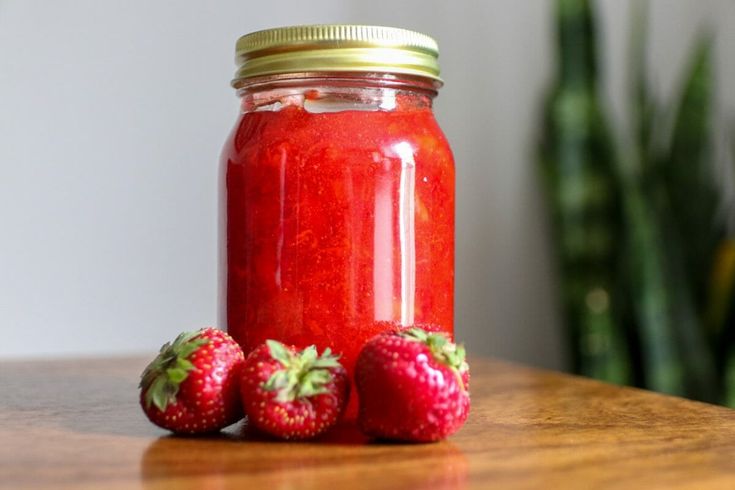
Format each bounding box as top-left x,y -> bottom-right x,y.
1,1 -> 733,367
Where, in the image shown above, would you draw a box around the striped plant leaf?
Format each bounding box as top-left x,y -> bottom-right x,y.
539,0 -> 631,384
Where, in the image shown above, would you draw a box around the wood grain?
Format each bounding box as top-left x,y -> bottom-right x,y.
2,356 -> 735,489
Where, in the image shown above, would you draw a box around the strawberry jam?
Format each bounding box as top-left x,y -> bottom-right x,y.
220,80 -> 454,379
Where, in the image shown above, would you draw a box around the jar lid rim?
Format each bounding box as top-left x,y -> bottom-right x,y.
233,25 -> 442,85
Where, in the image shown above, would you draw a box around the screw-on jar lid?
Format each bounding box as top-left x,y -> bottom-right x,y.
232,24 -> 442,86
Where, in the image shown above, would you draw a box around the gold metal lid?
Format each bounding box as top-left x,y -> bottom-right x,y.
232,24 -> 442,86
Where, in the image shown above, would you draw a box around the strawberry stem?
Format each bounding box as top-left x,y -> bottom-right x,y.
139,330 -> 209,411
401,327 -> 469,390
263,341 -> 342,403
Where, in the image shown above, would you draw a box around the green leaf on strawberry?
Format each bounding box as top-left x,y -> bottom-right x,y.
139,330 -> 209,411
263,340 -> 343,402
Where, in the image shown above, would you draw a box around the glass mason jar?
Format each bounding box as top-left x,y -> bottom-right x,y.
220,25 -> 455,376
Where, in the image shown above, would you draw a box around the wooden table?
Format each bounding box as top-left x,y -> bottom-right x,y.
3,357 -> 735,489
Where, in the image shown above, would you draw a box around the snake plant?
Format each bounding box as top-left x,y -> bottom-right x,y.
541,0 -> 731,403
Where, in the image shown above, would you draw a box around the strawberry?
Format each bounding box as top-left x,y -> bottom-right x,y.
240,340 -> 349,440
139,328 -> 244,434
355,327 -> 470,442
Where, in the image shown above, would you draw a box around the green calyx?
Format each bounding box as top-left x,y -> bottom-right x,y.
263,340 -> 342,403
401,328 -> 469,388
139,330 -> 209,411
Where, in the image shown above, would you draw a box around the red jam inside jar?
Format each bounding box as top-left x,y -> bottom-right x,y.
220,26 -> 454,388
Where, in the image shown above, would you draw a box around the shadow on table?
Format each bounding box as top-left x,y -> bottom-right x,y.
140,419 -> 468,489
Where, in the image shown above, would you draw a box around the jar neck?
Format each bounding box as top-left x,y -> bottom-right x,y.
234,73 -> 439,114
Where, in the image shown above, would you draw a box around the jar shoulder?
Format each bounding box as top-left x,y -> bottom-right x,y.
221,107 -> 454,169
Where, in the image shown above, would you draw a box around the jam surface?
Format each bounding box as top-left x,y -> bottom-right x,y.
221,102 -> 455,376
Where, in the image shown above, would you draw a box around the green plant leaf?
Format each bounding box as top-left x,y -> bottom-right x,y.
628,0 -> 659,168
537,0 -> 632,386
618,147 -> 718,401
661,36 -> 723,312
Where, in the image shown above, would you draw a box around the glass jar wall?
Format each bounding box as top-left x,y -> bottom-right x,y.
220,25 -> 455,378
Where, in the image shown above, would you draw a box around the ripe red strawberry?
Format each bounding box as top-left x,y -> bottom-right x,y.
355,327 -> 470,442
240,340 -> 349,440
139,328 -> 244,434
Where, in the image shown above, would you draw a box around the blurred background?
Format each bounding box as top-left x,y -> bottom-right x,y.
1,1 -> 734,399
